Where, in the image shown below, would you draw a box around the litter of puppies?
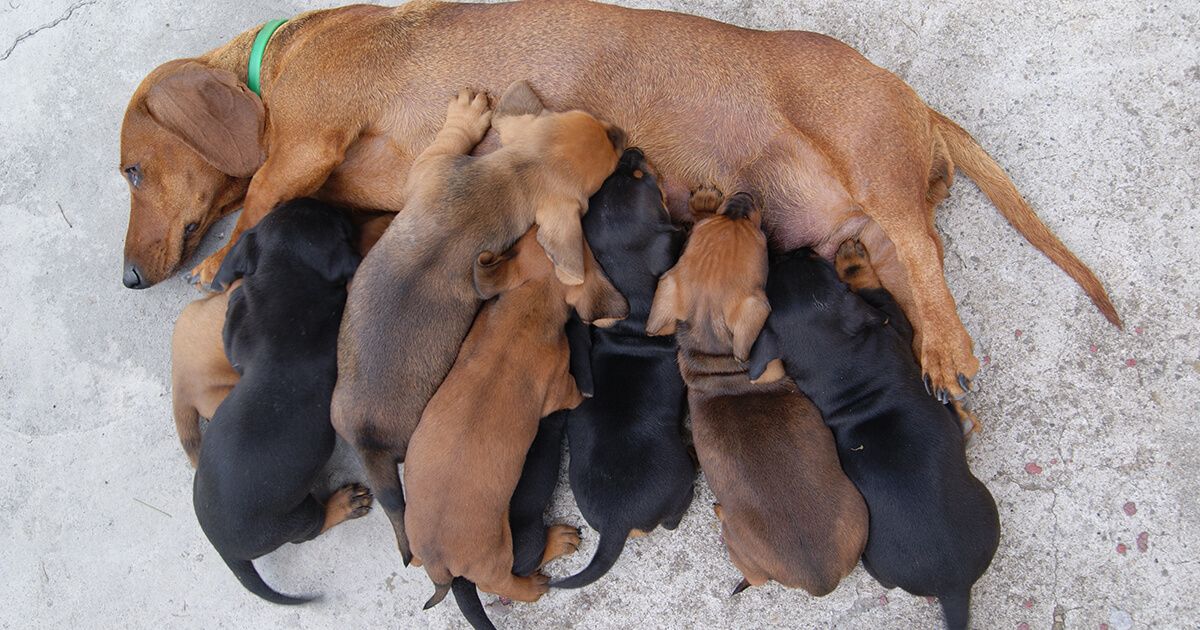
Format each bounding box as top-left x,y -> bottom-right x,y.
131,4 -> 1123,628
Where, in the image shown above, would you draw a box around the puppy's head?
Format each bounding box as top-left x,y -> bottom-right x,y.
473,227 -> 628,326
212,199 -> 360,292
119,59 -> 265,289
647,192 -> 770,361
492,81 -> 625,286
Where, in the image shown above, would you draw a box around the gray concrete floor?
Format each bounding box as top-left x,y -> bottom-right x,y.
2,1 -> 1197,628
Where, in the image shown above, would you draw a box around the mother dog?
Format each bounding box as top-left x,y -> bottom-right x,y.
117,0 -> 1119,397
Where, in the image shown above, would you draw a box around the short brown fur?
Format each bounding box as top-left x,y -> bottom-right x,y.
404,229 -> 627,604
170,286 -> 240,467
648,190 -> 867,595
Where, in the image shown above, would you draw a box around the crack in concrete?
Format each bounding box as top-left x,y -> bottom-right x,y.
0,0 -> 97,62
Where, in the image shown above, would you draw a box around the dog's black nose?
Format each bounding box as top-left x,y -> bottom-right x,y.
123,263 -> 148,289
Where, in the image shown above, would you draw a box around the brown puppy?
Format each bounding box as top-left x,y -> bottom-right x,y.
405,228 -> 627,608
119,1 -> 1120,398
331,82 -> 623,565
647,189 -> 867,596
170,285 -> 239,467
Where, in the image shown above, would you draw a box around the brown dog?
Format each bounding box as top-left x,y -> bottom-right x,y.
647,188 -> 868,596
170,286 -> 240,467
331,82 -> 623,565
119,1 -> 1119,399
404,228 -> 627,608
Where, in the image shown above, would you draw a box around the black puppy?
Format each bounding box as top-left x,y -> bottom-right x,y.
748,241 -> 1000,630
552,148 -> 695,589
193,199 -> 370,604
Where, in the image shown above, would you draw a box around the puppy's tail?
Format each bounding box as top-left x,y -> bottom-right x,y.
451,577 -> 497,630
220,553 -> 313,605
931,109 -> 1121,328
938,589 -> 972,630
549,529 -> 627,589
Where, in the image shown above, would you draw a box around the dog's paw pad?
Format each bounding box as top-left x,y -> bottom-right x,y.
689,184 -> 724,215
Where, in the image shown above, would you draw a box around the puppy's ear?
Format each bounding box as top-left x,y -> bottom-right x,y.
646,273 -> 683,336
495,80 -> 545,118
568,246 -> 628,326
747,326 -> 785,383
472,250 -> 519,300
212,231 -> 258,291
146,62 -> 265,177
840,291 -> 888,336
544,365 -> 585,417
324,249 -> 361,286
564,314 -> 594,398
726,293 -> 771,362
535,200 -> 586,286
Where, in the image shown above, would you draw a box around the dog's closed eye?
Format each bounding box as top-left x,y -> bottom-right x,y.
122,164 -> 143,188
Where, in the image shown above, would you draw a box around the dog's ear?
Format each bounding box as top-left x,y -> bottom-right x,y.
840,291 -> 888,336
494,80 -> 545,118
568,246 -> 628,326
747,325 -> 785,383
472,250 -> 520,300
726,293 -> 771,362
211,231 -> 258,291
564,314 -> 594,398
324,249 -> 361,286
535,199 -> 586,286
145,62 -> 265,177
646,272 -> 683,336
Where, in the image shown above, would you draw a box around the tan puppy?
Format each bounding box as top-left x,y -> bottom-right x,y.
331,82 -> 624,565
170,286 -> 239,467
647,189 -> 867,596
405,228 -> 627,608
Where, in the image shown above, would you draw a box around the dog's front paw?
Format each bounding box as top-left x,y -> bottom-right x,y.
689,184 -> 724,215
919,326 -> 979,403
835,239 -> 882,291
444,88 -> 493,144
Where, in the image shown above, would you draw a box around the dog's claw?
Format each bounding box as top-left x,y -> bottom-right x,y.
957,373 -> 971,393
923,374 -> 932,396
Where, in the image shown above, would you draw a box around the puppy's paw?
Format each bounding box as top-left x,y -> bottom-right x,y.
542,524 -> 582,563
689,184 -> 724,215
322,483 -> 374,531
835,239 -> 881,291
444,88 -> 493,143
188,248 -> 227,291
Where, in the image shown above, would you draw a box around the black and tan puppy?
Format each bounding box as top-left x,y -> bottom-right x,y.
192,199 -> 370,604
647,190 -> 868,596
749,241 -> 1000,629
552,149 -> 694,589
332,83 -> 624,565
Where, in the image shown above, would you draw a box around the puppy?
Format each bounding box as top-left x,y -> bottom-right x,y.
748,241 -> 1000,629
404,228 -> 628,608
332,82 -> 625,564
552,149 -> 695,589
647,190 -> 868,596
170,287 -> 239,467
192,199 -> 370,604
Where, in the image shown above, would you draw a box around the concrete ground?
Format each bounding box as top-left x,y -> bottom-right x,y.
2,0 -> 1196,628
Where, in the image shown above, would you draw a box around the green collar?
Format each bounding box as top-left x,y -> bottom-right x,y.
247,18 -> 289,96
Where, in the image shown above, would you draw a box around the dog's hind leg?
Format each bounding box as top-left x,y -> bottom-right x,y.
319,483 -> 374,533
362,449 -> 413,565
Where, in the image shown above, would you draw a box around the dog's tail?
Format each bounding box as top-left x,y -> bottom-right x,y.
451,577 -> 497,630
219,553 -> 313,605
931,109 -> 1121,327
937,589 -> 972,630
549,529 -> 628,589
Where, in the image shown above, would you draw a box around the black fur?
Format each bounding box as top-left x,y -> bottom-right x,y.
747,248 -> 1000,630
193,199 -> 361,604
552,149 -> 696,589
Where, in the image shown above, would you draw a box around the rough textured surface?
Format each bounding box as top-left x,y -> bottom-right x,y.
1,1 -> 1196,628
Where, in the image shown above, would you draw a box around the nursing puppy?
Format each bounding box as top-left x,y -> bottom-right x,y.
748,241 -> 1000,629
553,149 -> 694,589
332,82 -> 625,565
647,190 -> 867,596
405,228 -> 628,608
192,199 -> 369,604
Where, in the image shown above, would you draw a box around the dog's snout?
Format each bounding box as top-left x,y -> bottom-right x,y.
123,263 -> 148,289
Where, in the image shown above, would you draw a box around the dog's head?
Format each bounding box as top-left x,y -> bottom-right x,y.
647,192 -> 770,361
119,59 -> 266,288
582,148 -> 684,326
472,227 -> 628,327
491,80 -> 625,287
211,198 -> 360,292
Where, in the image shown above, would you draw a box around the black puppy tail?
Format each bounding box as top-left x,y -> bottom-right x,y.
221,553 -> 313,605
549,530 -> 628,589
451,577 -> 497,630
938,589 -> 972,630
